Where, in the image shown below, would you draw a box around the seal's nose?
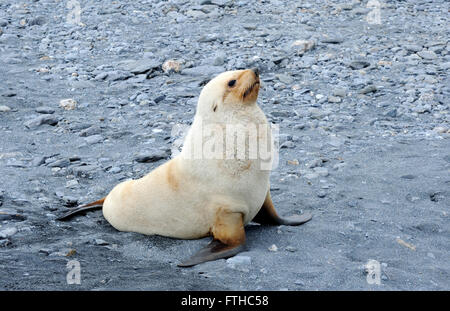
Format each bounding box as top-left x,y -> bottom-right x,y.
251,68 -> 260,77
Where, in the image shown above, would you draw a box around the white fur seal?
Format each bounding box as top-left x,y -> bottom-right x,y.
57,68 -> 312,266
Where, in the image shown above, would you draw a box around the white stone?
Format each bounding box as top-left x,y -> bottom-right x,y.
268,244 -> 278,252
0,105 -> 11,112
59,98 -> 77,110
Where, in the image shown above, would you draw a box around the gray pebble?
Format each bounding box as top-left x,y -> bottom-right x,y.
417,50 -> 437,60
94,239 -> 109,246
72,165 -> 98,177
35,106 -> 55,114
285,246 -> 298,252
85,135 -> 104,145
0,105 -> 12,112
48,158 -> 70,168
135,150 -> 169,163
25,115 -> 59,129
349,61 -> 370,70
109,166 -> 122,174
119,59 -> 160,74
359,85 -> 377,94
0,227 -> 18,239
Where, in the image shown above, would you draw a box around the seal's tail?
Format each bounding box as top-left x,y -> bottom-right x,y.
56,197 -> 105,221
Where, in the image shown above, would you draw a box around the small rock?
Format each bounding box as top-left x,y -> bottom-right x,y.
35,106 -> 55,114
406,194 -> 420,202
0,227 -> 17,239
285,246 -> 297,252
332,88 -> 347,97
59,99 -> 77,110
359,85 -> 377,94
121,59 -> 160,74
66,180 -> 79,188
94,239 -> 109,246
433,126 -> 448,134
0,213 -> 26,222
72,165 -> 97,177
59,195 -> 78,206
308,159 -> 323,168
48,158 -> 70,168
384,109 -> 398,118
321,37 -> 343,44
404,44 -> 422,52
304,172 -> 319,180
85,135 -> 104,145
271,110 -> 290,118
66,249 -> 77,257
162,59 -> 181,73
154,95 -> 166,104
291,39 -> 315,55
109,166 -> 122,174
32,156 -> 46,167
79,126 -> 101,137
349,60 -> 370,70
287,159 -> 299,165
38,249 -> 51,255
327,95 -> 341,103
313,167 -> 329,177
28,16 -> 46,26
96,71 -> 132,81
268,244 -> 278,252
135,150 -> 169,163
0,105 -> 11,112
275,73 -> 294,84
317,191 -> 327,198
308,107 -> 324,119
213,53 -> 225,66
25,115 -> 59,129
0,239 -> 12,247
294,280 -> 305,286
186,9 -> 207,19
417,50 -> 437,60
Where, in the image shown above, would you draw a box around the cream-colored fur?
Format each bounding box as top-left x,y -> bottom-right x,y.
103,69 -> 273,239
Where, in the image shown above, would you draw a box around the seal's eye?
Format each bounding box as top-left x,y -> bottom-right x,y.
228,80 -> 236,87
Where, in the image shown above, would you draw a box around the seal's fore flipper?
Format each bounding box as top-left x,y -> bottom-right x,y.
56,197 -> 105,221
178,210 -> 246,267
252,191 -> 312,226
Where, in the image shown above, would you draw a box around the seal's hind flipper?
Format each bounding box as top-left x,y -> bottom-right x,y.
178,239 -> 246,267
275,212 -> 312,225
178,210 -> 246,267
252,191 -> 312,226
56,197 -> 105,221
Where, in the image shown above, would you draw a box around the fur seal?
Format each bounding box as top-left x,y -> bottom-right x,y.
57,68 -> 312,267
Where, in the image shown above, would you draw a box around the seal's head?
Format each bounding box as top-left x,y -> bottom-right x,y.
197,68 -> 260,116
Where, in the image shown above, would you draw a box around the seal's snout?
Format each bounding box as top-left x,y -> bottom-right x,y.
240,68 -> 260,102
